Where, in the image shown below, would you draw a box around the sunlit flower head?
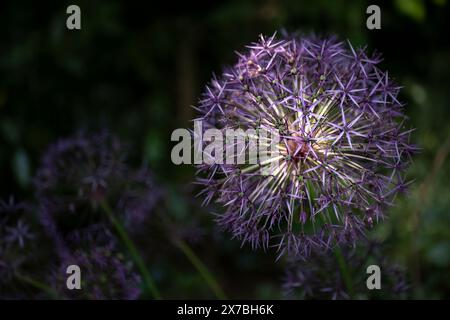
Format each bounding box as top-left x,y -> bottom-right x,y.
195,33 -> 417,258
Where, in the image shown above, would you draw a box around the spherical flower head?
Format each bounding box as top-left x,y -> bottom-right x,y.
34,131 -> 161,249
35,130 -> 127,207
50,242 -> 141,300
282,240 -> 409,299
195,33 -> 417,259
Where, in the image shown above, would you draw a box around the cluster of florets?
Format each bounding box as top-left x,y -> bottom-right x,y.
35,131 -> 161,250
33,131 -> 162,298
195,33 -> 417,258
50,235 -> 140,300
0,197 -> 41,297
282,240 -> 409,299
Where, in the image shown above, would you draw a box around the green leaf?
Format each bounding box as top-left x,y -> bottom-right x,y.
395,0 -> 426,22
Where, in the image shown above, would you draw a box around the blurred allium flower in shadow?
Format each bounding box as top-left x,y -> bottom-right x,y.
195,33 -> 417,259
33,131 -> 164,299
0,197 -> 34,282
282,240 -> 409,299
34,131 -> 162,251
0,197 -> 46,298
50,239 -> 140,300
118,167 -> 163,231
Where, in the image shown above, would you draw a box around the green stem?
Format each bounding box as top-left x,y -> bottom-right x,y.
333,246 -> 354,299
156,204 -> 227,299
173,238 -> 227,300
100,201 -> 161,299
319,207 -> 355,298
15,272 -> 58,299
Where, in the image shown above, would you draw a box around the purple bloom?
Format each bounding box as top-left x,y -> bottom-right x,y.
282,240 -> 409,299
4,219 -> 35,248
1,197 -> 35,249
0,197 -> 46,298
50,242 -> 141,300
34,131 -> 162,251
117,167 -> 163,231
195,33 -> 417,258
34,130 -> 127,207
0,197 -> 35,277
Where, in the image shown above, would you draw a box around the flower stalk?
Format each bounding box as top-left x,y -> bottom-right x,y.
100,201 -> 161,299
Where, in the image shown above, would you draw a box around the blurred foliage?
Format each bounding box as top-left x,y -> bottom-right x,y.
1,0 -> 449,299
395,0 -> 426,22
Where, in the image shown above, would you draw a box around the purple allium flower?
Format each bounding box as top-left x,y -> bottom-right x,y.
35,130 -> 127,207
282,240 -> 409,299
50,242 -> 141,300
117,166 -> 163,231
0,197 -> 35,281
195,33 -> 417,258
34,131 -> 162,250
0,196 -> 50,298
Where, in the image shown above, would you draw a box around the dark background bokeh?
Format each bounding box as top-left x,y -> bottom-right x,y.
1,0 -> 449,298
